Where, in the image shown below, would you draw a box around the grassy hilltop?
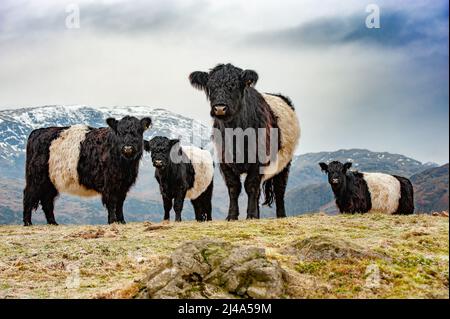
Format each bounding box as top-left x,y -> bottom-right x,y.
0,214 -> 448,299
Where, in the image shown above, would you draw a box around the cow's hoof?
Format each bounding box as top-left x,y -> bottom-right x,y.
118,220 -> 126,224
48,222 -> 59,226
226,216 -> 238,221
23,221 -> 32,227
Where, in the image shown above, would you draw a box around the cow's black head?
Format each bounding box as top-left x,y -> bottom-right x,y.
144,136 -> 180,170
319,161 -> 352,191
106,116 -> 152,160
189,63 -> 258,122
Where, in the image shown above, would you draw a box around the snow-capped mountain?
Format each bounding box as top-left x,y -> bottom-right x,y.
0,105 -> 443,224
0,105 -> 215,224
0,105 -> 211,177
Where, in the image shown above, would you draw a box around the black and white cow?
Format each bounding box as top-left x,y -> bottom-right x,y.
319,161 -> 414,214
189,63 -> 300,220
144,136 -> 214,222
23,116 -> 152,226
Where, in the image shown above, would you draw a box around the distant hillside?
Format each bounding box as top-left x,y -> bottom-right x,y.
289,149 -> 438,189
0,105 -> 214,224
286,149 -> 439,215
0,177 -> 168,224
410,164 -> 449,213
0,105 -> 443,223
285,183 -> 335,215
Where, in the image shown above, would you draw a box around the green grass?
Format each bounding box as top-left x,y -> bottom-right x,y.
0,214 -> 448,299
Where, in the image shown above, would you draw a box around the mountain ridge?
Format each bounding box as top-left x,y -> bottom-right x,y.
0,105 -> 446,224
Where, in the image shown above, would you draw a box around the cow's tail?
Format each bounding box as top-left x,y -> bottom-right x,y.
262,178 -> 275,207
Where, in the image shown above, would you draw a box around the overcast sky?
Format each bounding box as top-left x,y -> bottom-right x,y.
0,0 -> 448,164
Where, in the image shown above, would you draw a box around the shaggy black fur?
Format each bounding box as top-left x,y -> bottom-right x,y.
144,136 -> 213,222
319,161 -> 372,214
393,175 -> 415,215
189,63 -> 293,220
23,127 -> 67,226
23,116 -> 151,226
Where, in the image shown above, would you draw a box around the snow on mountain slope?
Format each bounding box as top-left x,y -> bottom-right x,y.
0,105 -> 211,174
0,105 -> 215,224
0,105 -> 442,224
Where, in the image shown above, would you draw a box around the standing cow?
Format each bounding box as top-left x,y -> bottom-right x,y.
23,116 -> 152,226
144,136 -> 214,222
189,63 -> 300,220
319,161 -> 414,214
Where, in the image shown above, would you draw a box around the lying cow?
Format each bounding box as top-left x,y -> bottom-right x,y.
319,161 -> 414,214
23,116 -> 152,226
144,136 -> 214,222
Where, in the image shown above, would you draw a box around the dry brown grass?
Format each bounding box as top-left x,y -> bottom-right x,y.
0,213 -> 448,299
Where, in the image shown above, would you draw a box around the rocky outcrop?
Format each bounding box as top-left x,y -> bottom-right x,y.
136,239 -> 287,299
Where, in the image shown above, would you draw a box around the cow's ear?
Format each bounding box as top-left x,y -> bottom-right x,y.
241,69 -> 258,87
170,139 -> 180,147
143,140 -> 151,152
145,137 -> 157,152
343,162 -> 352,172
141,117 -> 152,131
189,71 -> 208,91
106,118 -> 118,132
319,162 -> 328,173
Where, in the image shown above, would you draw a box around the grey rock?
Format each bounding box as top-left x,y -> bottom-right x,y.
136,239 -> 286,299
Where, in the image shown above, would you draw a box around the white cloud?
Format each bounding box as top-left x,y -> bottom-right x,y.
0,0 -> 448,163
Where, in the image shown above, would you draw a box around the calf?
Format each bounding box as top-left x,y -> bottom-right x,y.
23,116 -> 152,226
144,136 -> 214,222
319,161 -> 414,214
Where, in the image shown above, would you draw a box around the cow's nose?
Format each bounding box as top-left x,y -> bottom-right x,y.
122,146 -> 134,154
154,160 -> 163,167
214,105 -> 228,116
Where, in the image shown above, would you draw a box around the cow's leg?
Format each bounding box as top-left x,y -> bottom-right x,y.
273,162 -> 291,218
191,198 -> 203,222
192,180 -> 213,222
244,168 -> 262,219
173,191 -> 186,222
115,192 -> 127,224
23,186 -> 40,226
41,183 -> 59,225
162,196 -> 173,221
102,194 -> 117,224
220,164 -> 241,221
204,181 -> 213,221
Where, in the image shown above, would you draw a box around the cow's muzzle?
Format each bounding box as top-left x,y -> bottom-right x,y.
153,160 -> 164,168
122,146 -> 136,158
213,105 -> 228,116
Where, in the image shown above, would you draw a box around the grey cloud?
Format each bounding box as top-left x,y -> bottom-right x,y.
0,0 -> 211,39
78,1 -> 209,34
0,0 -> 448,163
246,9 -> 448,51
